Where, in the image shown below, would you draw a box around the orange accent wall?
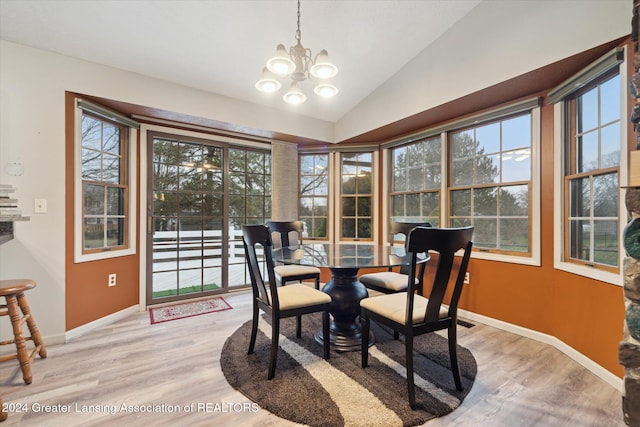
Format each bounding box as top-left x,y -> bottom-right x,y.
65,92 -> 140,331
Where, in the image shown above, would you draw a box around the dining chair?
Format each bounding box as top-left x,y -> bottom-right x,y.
243,224 -> 331,380
266,221 -> 321,289
359,221 -> 432,295
360,226 -> 474,409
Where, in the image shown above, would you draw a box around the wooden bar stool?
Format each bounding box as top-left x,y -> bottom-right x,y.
0,279 -> 47,385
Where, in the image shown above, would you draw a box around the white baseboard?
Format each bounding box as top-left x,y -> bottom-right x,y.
65,305 -> 140,342
458,308 -> 624,393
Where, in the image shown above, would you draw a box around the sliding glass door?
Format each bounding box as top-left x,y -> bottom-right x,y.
147,132 -> 271,304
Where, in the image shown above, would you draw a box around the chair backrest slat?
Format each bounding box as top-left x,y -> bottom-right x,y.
266,221 -> 305,249
388,222 -> 431,275
404,226 -> 474,324
243,224 -> 278,308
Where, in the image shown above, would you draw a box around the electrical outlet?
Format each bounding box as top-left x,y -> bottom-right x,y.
464,272 -> 470,284
108,273 -> 117,287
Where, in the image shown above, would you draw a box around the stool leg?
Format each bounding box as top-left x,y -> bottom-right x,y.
6,294 -> 32,385
17,292 -> 46,358
0,397 -> 7,421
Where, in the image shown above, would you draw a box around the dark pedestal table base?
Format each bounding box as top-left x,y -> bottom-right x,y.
314,267 -> 374,352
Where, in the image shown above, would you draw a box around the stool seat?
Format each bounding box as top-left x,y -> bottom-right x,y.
0,279 -> 36,296
0,279 -> 46,386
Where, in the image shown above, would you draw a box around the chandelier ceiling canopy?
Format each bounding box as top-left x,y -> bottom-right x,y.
255,0 -> 338,105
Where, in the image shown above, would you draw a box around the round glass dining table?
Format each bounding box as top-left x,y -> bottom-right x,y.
273,243 -> 428,351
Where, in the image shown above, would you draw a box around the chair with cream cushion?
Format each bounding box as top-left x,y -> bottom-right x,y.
243,224 -> 331,380
360,226 -> 474,409
359,222 -> 431,295
267,221 -> 321,289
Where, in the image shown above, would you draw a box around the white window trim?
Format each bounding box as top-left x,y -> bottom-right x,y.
552,48 -> 628,286
74,104 -> 138,263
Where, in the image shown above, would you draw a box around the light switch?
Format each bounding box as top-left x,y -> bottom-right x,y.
34,198 -> 47,213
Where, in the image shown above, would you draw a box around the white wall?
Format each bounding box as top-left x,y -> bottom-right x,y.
336,0 -> 631,141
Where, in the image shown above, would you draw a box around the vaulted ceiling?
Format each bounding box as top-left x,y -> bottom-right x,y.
0,0 -> 481,123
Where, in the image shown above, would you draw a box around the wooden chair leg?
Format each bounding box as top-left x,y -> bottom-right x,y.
314,277 -> 320,290
361,312 -> 370,367
268,318 -> 280,380
449,324 -> 463,391
6,294 -> 33,385
248,301 -> 259,355
406,335 -> 416,410
393,331 -> 400,340
17,292 -> 46,358
296,315 -> 302,338
0,397 -> 7,422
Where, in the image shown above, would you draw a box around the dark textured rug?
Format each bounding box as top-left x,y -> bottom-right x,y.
221,313 -> 477,427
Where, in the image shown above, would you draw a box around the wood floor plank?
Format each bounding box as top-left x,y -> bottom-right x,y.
0,290 -> 625,426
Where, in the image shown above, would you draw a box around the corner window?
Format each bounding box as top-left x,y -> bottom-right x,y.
74,99 -> 138,262
552,48 -> 625,283
341,152 -> 373,240
299,153 -> 329,238
565,72 -> 621,271
390,136 -> 441,226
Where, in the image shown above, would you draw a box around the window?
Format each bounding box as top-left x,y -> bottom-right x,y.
228,147 -> 272,287
341,152 -> 373,240
564,72 -> 621,271
384,97 -> 540,264
552,48 -> 625,283
300,153 -> 329,238
390,136 -> 441,226
449,113 -> 532,254
75,99 -> 138,262
81,113 -> 128,251
228,148 -> 272,226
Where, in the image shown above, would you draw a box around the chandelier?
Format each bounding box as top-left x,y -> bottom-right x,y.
255,0 -> 338,105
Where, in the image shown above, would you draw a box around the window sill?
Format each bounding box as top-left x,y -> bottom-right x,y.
74,246 -> 136,264
470,250 -> 540,267
554,261 -> 622,287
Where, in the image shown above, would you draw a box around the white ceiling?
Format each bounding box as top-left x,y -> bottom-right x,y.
0,0 -> 482,123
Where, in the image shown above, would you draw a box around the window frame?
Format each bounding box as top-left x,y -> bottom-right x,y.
389,134 -> 443,228
553,47 -> 627,285
74,100 -> 138,263
447,112 -> 535,257
339,151 -> 374,241
383,101 -> 541,266
299,153 -> 330,240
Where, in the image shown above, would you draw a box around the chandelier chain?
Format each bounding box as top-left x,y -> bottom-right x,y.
295,0 -> 302,44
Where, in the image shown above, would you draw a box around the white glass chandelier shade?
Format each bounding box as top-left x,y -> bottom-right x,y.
255,67 -> 282,93
266,44 -> 296,76
309,50 -> 338,79
283,82 -> 307,104
313,83 -> 338,98
255,0 -> 338,105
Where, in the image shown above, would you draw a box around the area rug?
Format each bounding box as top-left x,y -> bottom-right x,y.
221,313 -> 477,427
149,297 -> 232,324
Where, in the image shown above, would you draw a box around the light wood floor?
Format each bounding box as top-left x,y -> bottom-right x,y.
0,290 -> 625,426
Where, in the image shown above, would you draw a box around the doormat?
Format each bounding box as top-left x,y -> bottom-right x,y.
149,297 -> 232,324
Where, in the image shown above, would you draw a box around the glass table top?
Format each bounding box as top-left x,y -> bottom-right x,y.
272,243 -> 428,269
